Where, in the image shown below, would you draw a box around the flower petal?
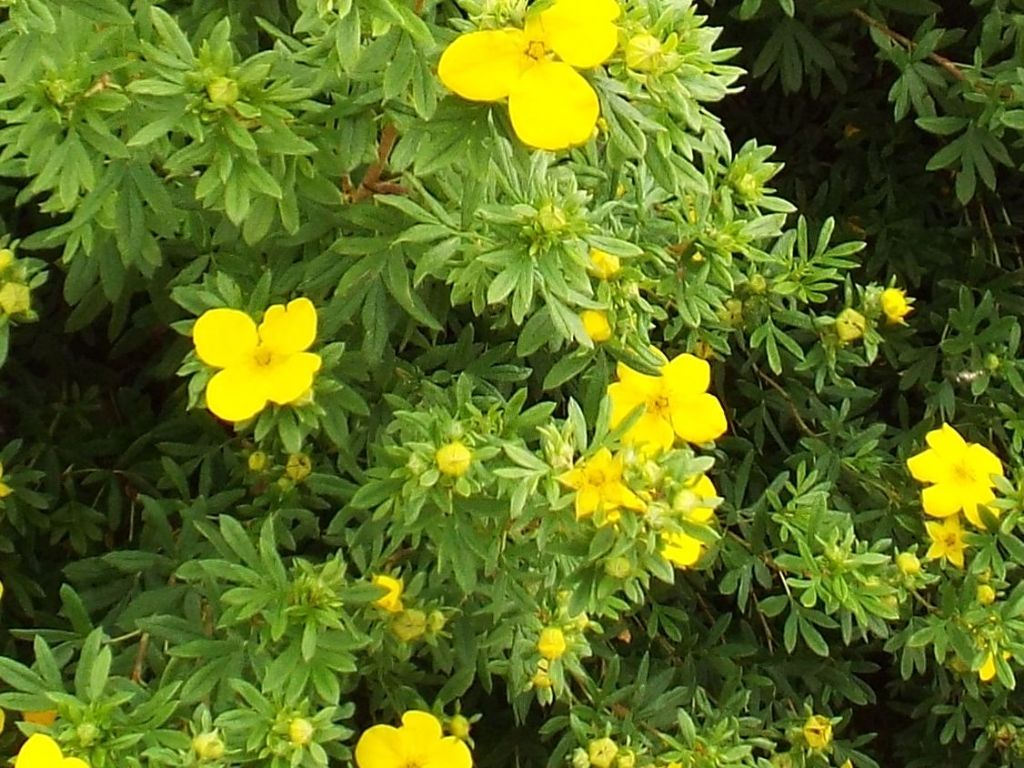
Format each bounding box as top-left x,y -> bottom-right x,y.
608,380 -> 651,428
670,393 -> 727,444
355,724 -> 405,768
536,3 -> 620,69
662,353 -> 711,397
422,737 -> 473,768
925,423 -> 967,455
626,412 -> 675,454
259,298 -> 318,356
205,366 -> 270,423
62,760 -> 89,768
400,711 -> 444,743
906,448 -> 954,484
961,484 -> 997,528
193,308 -> 258,368
575,485 -> 601,518
508,61 -> 598,150
921,484 -> 963,518
662,532 -> 702,568
16,734 -> 64,768
966,443 -> 1003,483
263,352 -> 322,405
437,29 -> 530,101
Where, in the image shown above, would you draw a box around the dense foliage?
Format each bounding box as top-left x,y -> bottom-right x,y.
0,1 -> 1023,767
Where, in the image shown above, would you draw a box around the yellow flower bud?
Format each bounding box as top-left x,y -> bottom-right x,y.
588,737 -> 618,768
288,717 -> 314,746
895,552 -> 921,576
588,249 -> 621,280
977,584 -> 997,606
0,249 -> 13,270
436,441 -> 472,477
531,665 -> 554,689
880,288 -> 913,325
802,714 -> 832,751
616,748 -> 636,768
206,76 -> 239,106
571,748 -> 591,768
372,574 -> 404,613
0,282 -> 31,315
247,451 -> 268,472
427,609 -> 447,634
625,33 -> 664,71
604,556 -> 631,579
285,453 -> 312,482
447,714 -> 471,740
537,627 -> 567,660
537,203 -> 567,232
835,308 -> 866,343
193,731 -> 226,761
734,172 -> 759,199
390,609 -> 428,642
76,722 -> 98,747
581,310 -> 612,343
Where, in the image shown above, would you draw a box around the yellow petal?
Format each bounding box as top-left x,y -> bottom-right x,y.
607,380 -> 650,428
906,448 -> 954,484
662,353 -> 711,396
62,760 -> 89,768
355,724 -> 404,768
193,308 -> 258,368
921,484 -> 962,518
925,423 -> 967,455
662,532 -> 702,568
16,734 -> 64,768
626,412 -> 675,454
205,366 -> 269,422
558,467 -> 586,490
508,61 -> 598,150
670,393 -> 727,444
961,485 -> 997,528
536,3 -> 620,69
575,485 -> 601,518
979,652 -> 997,682
263,352 -> 322,405
437,29 -> 530,101
259,298 -> 318,356
966,443 -> 1003,483
422,737 -> 474,768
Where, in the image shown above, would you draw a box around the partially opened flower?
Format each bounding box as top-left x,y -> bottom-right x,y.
924,516 -> 966,568
372,575 -> 404,613
355,710 -> 472,768
907,423 -> 1003,527
15,734 -> 88,768
557,447 -> 644,522
192,298 -> 322,423
437,0 -> 620,150
608,350 -> 727,454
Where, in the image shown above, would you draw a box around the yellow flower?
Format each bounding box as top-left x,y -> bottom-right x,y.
834,308 -> 866,343
192,298 -> 322,423
880,287 -> 913,324
355,710 -> 472,768
907,423 -> 1003,526
372,575 -> 404,613
588,737 -> 618,768
0,461 -> 12,499
802,715 -> 832,751
608,350 -> 727,454
924,517 -> 966,568
537,627 -> 567,660
661,531 -> 704,569
977,584 -> 996,605
14,733 -> 89,768
0,282 -> 30,315
588,248 -> 621,279
289,717 -> 314,746
436,441 -> 472,477
557,448 -> 644,522
581,310 -> 612,343
979,650 -> 1011,683
437,0 -> 621,150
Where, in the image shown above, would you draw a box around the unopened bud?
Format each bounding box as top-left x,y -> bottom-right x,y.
193,731 -> 226,761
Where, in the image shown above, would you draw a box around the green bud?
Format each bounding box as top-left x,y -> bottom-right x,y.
391,609 -> 428,642
206,76 -> 239,106
625,34 -> 664,71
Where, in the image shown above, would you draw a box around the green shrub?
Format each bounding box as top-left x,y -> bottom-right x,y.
0,1 -> 1022,767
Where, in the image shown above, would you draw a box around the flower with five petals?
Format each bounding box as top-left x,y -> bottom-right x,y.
557,447 -> 644,522
608,351 -> 727,454
907,423 -> 1003,527
355,710 -> 472,768
192,298 -> 322,423
437,0 -> 620,150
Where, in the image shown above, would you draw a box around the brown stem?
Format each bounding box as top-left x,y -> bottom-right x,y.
131,633 -> 150,683
351,124 -> 399,203
852,9 -> 967,83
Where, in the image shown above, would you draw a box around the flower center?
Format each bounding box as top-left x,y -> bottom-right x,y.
588,469 -> 607,487
253,346 -> 274,367
526,39 -> 547,60
647,393 -> 671,418
941,532 -> 959,549
951,460 -> 977,485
